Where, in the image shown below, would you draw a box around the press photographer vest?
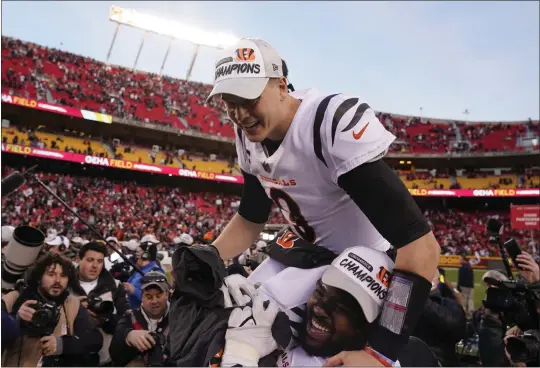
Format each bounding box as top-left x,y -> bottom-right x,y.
1,291 -> 80,367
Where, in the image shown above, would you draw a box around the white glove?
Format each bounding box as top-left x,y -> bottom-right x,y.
220,284 -> 233,308
223,274 -> 257,307
221,294 -> 280,367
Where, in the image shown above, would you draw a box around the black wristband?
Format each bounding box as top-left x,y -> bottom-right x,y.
368,269 -> 432,361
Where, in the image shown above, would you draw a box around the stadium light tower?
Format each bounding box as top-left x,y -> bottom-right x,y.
106,5 -> 240,79
463,109 -> 470,122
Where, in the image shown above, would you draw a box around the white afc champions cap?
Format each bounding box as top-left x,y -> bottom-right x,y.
207,38 -> 284,101
322,246 -> 394,323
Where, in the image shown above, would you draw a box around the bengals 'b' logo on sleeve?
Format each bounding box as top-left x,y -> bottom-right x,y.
276,230 -> 298,249
235,48 -> 256,62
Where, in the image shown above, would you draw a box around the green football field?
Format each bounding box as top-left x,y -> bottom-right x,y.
442,268 -> 487,309
445,268 -> 500,309
442,268 -> 520,309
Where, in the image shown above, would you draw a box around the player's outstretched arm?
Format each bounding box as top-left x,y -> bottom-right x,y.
213,213 -> 266,261
337,159 -> 440,365
213,170 -> 272,260
395,231 -> 440,282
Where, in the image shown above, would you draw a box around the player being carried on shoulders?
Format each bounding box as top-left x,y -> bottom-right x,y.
208,38 -> 441,366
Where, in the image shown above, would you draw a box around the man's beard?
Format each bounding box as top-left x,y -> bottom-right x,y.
298,308 -> 369,358
40,284 -> 68,304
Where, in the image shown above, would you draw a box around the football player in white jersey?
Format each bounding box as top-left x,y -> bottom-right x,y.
208,38 -> 441,365
221,247 -> 404,367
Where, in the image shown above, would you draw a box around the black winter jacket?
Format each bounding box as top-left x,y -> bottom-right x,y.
71,267 -> 130,334
109,307 -> 169,366
412,290 -> 467,366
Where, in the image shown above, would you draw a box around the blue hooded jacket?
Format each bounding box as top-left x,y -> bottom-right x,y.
127,261 -> 164,309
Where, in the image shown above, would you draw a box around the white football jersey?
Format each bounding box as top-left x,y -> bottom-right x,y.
236,88 -> 396,254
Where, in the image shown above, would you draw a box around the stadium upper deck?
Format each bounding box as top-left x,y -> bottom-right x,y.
2,36 -> 538,155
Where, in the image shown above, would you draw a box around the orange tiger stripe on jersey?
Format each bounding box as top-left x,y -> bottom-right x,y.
235,48 -> 256,62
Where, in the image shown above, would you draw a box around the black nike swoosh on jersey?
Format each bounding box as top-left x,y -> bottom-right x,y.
340,103 -> 371,132
331,98 -> 359,146
313,94 -> 339,167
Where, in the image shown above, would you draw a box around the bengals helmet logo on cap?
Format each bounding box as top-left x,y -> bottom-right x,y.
235,48 -> 256,62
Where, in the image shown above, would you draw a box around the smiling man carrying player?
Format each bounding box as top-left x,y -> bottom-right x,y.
208,38 -> 441,366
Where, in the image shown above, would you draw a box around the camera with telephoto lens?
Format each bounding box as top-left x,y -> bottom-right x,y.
146,331 -> 166,367
2,226 -> 45,291
28,301 -> 60,335
87,295 -> 114,319
506,329 -> 540,365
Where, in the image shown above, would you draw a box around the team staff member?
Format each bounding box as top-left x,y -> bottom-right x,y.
208,38 -> 440,366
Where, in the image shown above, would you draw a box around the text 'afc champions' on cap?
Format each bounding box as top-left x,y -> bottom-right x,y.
207,38 -> 284,101
321,246 -> 395,323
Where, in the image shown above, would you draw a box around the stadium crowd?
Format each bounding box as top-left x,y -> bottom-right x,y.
2,166 -> 537,260
2,35 -> 539,368
1,172 -> 538,367
0,166 -> 284,248
2,36 -> 538,154
3,125 -> 539,190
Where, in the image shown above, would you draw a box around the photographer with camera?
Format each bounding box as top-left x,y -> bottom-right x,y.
1,253 -> 103,367
479,251 -> 540,367
110,271 -> 170,367
124,238 -> 165,309
71,241 -> 131,366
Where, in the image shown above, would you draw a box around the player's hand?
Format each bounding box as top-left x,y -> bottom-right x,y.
123,282 -> 136,295
40,335 -> 58,356
324,350 -> 385,367
223,274 -> 257,307
221,294 -> 280,367
18,299 -> 38,323
516,252 -> 539,282
126,330 -> 156,352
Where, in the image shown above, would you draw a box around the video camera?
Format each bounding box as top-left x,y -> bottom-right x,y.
483,277 -> 540,365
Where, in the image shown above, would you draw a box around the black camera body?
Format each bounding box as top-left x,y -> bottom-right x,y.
28,301 -> 60,336
506,329 -> 540,365
146,331 -> 166,367
483,279 -> 540,365
484,281 -> 539,331
87,296 -> 114,319
110,261 -> 132,283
